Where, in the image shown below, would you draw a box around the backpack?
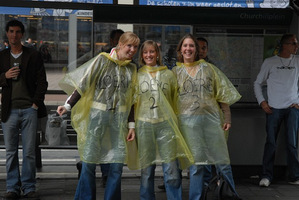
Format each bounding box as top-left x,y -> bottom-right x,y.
202,175 -> 241,200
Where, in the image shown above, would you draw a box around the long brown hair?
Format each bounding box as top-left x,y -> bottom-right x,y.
176,34 -> 199,62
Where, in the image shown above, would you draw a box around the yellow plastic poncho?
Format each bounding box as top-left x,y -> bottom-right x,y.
172,60 -> 241,165
132,65 -> 194,170
59,52 -> 137,165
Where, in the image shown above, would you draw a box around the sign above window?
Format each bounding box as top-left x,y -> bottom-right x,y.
26,0 -> 112,4
139,0 -> 289,8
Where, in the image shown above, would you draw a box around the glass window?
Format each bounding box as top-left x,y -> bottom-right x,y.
133,24 -> 191,68
0,9 -> 92,92
194,27 -> 287,103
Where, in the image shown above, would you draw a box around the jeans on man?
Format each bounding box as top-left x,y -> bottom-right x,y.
262,107 -> 299,182
2,108 -> 38,195
74,162 -> 123,200
140,160 -> 182,200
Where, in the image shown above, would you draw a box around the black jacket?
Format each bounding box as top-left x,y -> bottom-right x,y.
0,46 -> 48,122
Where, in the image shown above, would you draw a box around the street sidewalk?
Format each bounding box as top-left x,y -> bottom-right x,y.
1,164 -> 299,200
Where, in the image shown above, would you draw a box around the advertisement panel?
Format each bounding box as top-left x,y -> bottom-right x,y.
0,0 -> 113,16
139,0 -> 289,8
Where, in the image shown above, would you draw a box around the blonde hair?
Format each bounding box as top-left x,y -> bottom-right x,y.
116,31 -> 140,48
138,40 -> 162,66
176,34 -> 199,63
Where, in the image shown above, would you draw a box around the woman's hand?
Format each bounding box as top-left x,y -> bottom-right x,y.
223,123 -> 231,131
57,106 -> 67,116
127,128 -> 135,141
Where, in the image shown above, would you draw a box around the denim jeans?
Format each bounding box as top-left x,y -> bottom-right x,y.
74,162 -> 123,200
2,108 -> 38,195
100,164 -> 110,177
215,164 -> 238,195
203,165 -> 212,187
189,165 -> 204,200
140,161 -> 182,200
262,107 -> 299,182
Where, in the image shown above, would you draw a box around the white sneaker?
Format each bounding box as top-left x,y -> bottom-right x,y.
259,178 -> 270,187
288,180 -> 299,185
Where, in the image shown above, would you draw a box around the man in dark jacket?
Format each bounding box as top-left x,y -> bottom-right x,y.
0,20 -> 48,199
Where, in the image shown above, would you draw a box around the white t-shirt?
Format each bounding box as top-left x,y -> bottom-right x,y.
254,55 -> 299,109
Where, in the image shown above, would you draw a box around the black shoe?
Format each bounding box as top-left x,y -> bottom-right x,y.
157,183 -> 166,190
4,192 -> 19,200
23,191 -> 40,199
102,175 -> 108,188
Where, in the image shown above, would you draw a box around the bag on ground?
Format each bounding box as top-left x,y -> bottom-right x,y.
45,113 -> 69,146
202,175 -> 241,200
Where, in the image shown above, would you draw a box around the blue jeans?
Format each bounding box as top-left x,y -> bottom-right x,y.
74,162 -> 123,200
215,164 -> 238,195
262,108 -> 299,182
189,164 -> 238,200
189,165 -> 204,200
140,161 -> 182,200
101,164 -> 110,177
2,108 -> 38,195
203,165 -> 212,187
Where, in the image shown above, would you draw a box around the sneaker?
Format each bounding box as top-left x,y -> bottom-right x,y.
4,192 -> 19,199
259,178 -> 270,187
23,191 -> 40,199
288,180 -> 299,185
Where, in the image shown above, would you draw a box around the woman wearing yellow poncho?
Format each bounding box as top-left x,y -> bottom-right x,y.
56,32 -> 140,200
134,40 -> 193,200
172,34 -> 242,200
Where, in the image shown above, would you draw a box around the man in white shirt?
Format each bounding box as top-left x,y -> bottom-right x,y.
254,33 -> 299,187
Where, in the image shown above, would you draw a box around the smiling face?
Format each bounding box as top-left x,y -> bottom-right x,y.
181,38 -> 196,63
142,44 -> 157,66
117,42 -> 139,61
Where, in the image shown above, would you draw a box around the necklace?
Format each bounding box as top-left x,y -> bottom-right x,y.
279,55 -> 294,68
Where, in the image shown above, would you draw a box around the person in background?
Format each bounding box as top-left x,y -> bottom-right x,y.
76,29 -> 125,188
4,40 -> 9,49
254,33 -> 299,187
39,41 -> 52,63
24,37 -> 36,49
197,37 -> 214,64
101,29 -> 125,53
172,34 -> 241,199
57,32 -> 140,200
0,19 -> 48,199
133,40 -> 193,200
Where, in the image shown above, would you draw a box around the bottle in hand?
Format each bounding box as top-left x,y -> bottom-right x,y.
12,63 -> 20,80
